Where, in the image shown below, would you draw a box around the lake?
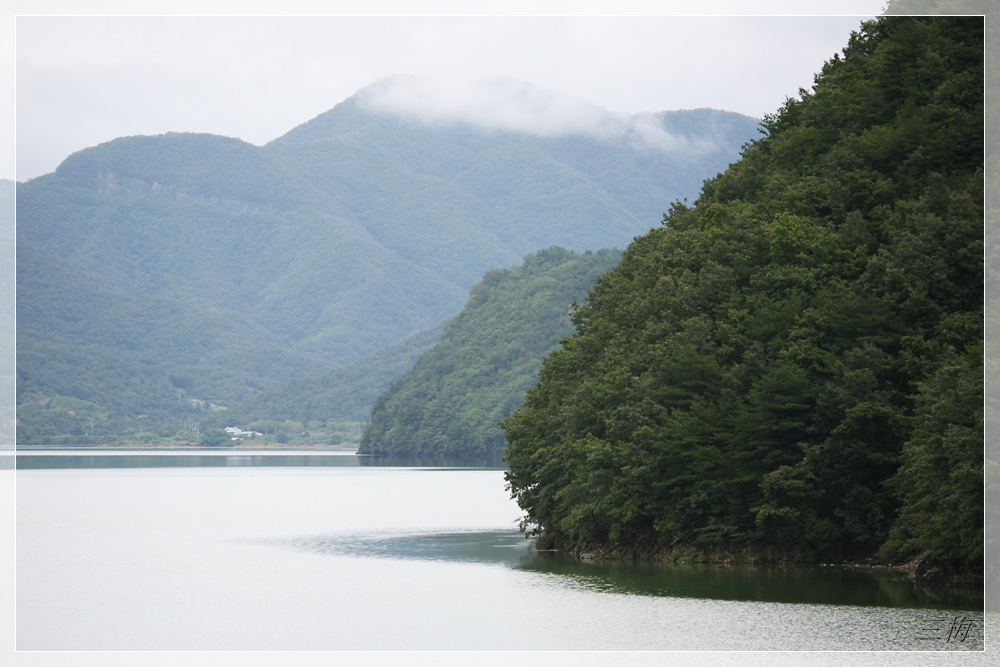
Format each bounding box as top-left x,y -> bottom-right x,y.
12,449 -> 987,653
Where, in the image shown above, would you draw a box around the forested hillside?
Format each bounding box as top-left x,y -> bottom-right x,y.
360,247 -> 621,458
502,16 -> 983,571
15,84 -> 759,444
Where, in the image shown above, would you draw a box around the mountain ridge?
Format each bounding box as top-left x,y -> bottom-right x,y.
16,80 -> 761,443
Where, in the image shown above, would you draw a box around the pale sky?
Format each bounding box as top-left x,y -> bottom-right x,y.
7,1 -> 889,183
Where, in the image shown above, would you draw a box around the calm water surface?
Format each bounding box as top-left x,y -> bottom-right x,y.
14,450 -> 985,651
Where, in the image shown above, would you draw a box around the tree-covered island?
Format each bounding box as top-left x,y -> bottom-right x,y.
502,15 -> 984,579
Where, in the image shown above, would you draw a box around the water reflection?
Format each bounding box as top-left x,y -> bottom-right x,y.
357,455 -> 506,469
15,452 -> 506,470
517,555 -> 983,610
274,528 -> 983,611
15,454 -> 365,469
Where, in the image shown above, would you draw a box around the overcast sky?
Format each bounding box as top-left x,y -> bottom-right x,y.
7,1 -> 889,183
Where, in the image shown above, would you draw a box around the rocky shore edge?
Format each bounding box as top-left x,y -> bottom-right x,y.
526,536 -> 983,590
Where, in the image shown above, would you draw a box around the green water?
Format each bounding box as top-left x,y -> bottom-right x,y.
278,527 -> 980,610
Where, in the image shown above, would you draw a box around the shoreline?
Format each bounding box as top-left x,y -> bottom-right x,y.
529,537 -> 984,591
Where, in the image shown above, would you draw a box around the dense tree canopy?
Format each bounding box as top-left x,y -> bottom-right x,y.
502,16 -> 983,568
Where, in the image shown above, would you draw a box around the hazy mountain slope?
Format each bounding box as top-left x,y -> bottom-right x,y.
272,91 -> 759,257
16,240 -> 326,441
229,321 -> 446,425
16,81 -> 760,441
17,133 -> 471,359
272,103 -> 637,260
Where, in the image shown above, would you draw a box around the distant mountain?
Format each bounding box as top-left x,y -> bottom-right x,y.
15,79 -> 760,443
359,247 -> 622,458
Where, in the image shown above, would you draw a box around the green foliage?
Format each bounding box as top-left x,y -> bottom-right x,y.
502,16 -> 983,567
199,428 -> 234,448
882,350 -> 983,562
359,248 -> 621,458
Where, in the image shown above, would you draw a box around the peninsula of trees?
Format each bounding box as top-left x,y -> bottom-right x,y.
502,15 -> 984,572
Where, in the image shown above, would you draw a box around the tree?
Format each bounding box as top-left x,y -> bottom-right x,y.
199,428 -> 233,447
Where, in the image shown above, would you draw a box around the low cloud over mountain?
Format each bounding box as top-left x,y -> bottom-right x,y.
355,75 -> 707,153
